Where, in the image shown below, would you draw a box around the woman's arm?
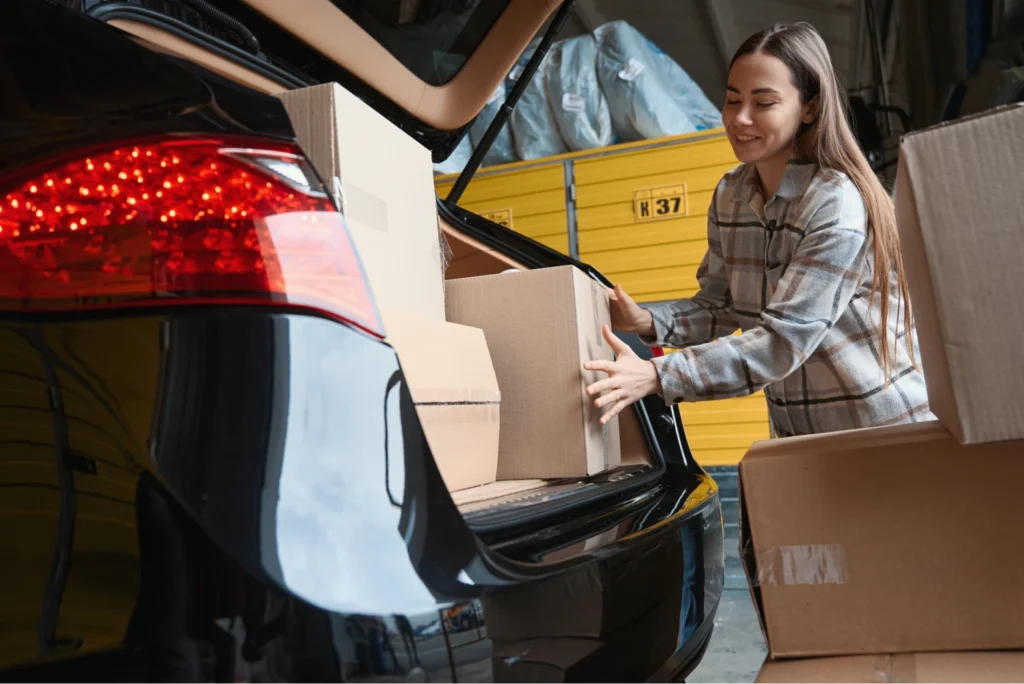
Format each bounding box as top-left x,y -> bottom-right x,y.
642,191 -> 739,348
654,185 -> 869,403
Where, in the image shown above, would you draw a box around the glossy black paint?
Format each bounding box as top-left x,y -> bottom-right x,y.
0,310 -> 722,681
1,1 -> 724,680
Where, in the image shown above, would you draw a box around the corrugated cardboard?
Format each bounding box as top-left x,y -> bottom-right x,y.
739,420 -> 1024,658
490,582 -> 681,682
894,103 -> 1024,444
756,652 -> 1024,683
278,83 -> 445,325
384,311 -> 500,492
483,536 -> 682,641
445,267 -> 621,479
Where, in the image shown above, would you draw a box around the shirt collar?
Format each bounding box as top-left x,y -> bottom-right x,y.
731,160 -> 817,203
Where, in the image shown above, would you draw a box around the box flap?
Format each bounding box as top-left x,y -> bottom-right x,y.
737,464 -> 770,647
895,103 -> 1024,443
384,310 -> 500,405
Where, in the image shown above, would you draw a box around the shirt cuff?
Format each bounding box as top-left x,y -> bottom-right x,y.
639,306 -> 672,347
652,350 -> 699,404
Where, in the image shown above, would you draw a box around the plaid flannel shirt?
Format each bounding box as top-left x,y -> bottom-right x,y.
646,161 -> 931,437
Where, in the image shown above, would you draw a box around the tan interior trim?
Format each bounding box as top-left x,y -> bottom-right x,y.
442,220 -> 527,279
243,0 -> 559,130
108,19 -> 290,96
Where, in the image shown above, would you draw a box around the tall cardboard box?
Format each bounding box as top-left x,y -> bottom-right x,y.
445,267 -> 621,480
894,103 -> 1024,444
385,312 -> 500,492
756,652 -> 1024,683
278,84 -> 445,325
739,420 -> 1024,658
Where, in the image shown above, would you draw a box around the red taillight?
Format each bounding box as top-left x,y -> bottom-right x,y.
0,137 -> 383,336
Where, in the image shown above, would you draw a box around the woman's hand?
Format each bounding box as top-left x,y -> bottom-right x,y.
608,284 -> 656,337
585,325 -> 663,425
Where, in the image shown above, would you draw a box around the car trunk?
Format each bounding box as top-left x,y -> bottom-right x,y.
83,0 -> 703,539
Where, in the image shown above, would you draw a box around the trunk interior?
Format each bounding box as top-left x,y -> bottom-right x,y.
89,1 -> 665,530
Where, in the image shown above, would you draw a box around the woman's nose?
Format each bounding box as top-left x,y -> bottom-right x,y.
735,105 -> 754,126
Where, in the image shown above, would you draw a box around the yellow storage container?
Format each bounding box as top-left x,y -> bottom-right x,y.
436,130 -> 769,466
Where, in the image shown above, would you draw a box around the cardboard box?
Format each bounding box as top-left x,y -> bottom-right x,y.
445,267 -> 621,480
278,83 -> 445,325
490,583 -> 681,682
739,420 -> 1024,658
756,652 -> 1024,683
894,104 -> 1024,444
384,311 -> 500,492
483,536 -> 682,641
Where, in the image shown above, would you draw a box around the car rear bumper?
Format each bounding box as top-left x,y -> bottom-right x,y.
0,308 -> 723,680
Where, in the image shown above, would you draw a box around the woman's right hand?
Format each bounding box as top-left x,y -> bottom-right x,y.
608,284 -> 656,338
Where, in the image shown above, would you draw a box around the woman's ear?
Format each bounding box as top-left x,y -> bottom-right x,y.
802,96 -> 820,125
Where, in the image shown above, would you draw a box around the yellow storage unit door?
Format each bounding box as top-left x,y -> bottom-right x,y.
573,131 -> 769,465
435,164 -> 570,256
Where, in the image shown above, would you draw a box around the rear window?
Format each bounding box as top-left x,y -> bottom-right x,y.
329,0 -> 511,86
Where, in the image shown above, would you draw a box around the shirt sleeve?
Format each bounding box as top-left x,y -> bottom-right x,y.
653,183 -> 869,404
642,187 -> 738,348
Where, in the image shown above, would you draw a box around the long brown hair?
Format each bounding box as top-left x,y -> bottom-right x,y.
731,22 -> 916,378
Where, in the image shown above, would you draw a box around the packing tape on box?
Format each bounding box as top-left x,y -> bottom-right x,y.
752,543 -> 847,587
873,654 -> 918,683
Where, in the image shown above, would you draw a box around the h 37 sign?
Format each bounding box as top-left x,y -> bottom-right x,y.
633,183 -> 689,222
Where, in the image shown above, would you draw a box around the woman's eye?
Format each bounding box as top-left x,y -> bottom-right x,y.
757,102 -> 777,109
725,99 -> 740,106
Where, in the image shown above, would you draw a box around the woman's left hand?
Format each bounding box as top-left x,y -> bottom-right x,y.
585,325 -> 663,425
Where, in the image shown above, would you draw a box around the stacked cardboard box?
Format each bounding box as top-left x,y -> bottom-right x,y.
446,266 -> 621,480
279,83 -> 624,492
742,104 -> 1024,681
279,83 -> 499,491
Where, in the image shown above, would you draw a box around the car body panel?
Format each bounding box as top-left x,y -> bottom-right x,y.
0,1 -> 724,680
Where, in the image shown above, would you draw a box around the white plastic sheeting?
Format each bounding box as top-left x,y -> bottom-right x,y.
469,82 -> 517,167
545,35 -> 615,151
509,39 -> 569,160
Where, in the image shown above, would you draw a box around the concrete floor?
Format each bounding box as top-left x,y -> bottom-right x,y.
686,466 -> 768,683
687,589 -> 767,683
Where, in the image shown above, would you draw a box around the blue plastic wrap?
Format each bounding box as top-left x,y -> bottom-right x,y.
509,39 -> 568,160
545,35 -> 614,151
595,21 -> 722,142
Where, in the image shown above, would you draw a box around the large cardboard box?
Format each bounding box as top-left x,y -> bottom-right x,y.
739,420 -> 1024,658
278,83 -> 445,325
756,652 -> 1024,683
894,103 -> 1024,444
385,312 -> 500,492
483,536 -> 683,641
445,267 -> 621,479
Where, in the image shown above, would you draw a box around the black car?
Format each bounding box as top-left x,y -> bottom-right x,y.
0,0 -> 725,681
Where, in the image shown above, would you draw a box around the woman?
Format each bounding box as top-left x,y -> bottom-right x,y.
585,22 -> 930,437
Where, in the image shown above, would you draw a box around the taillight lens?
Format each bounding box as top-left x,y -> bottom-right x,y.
0,137 -> 382,336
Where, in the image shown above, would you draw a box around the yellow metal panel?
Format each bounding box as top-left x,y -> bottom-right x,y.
575,164 -> 734,211
436,131 -> 768,467
436,163 -> 569,254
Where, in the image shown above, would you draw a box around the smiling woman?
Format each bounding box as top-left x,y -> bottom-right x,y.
587,22 -> 932,438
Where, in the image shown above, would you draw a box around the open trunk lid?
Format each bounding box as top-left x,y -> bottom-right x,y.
240,0 -> 562,157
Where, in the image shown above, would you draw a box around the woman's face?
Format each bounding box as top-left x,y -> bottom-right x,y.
722,51 -> 815,164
